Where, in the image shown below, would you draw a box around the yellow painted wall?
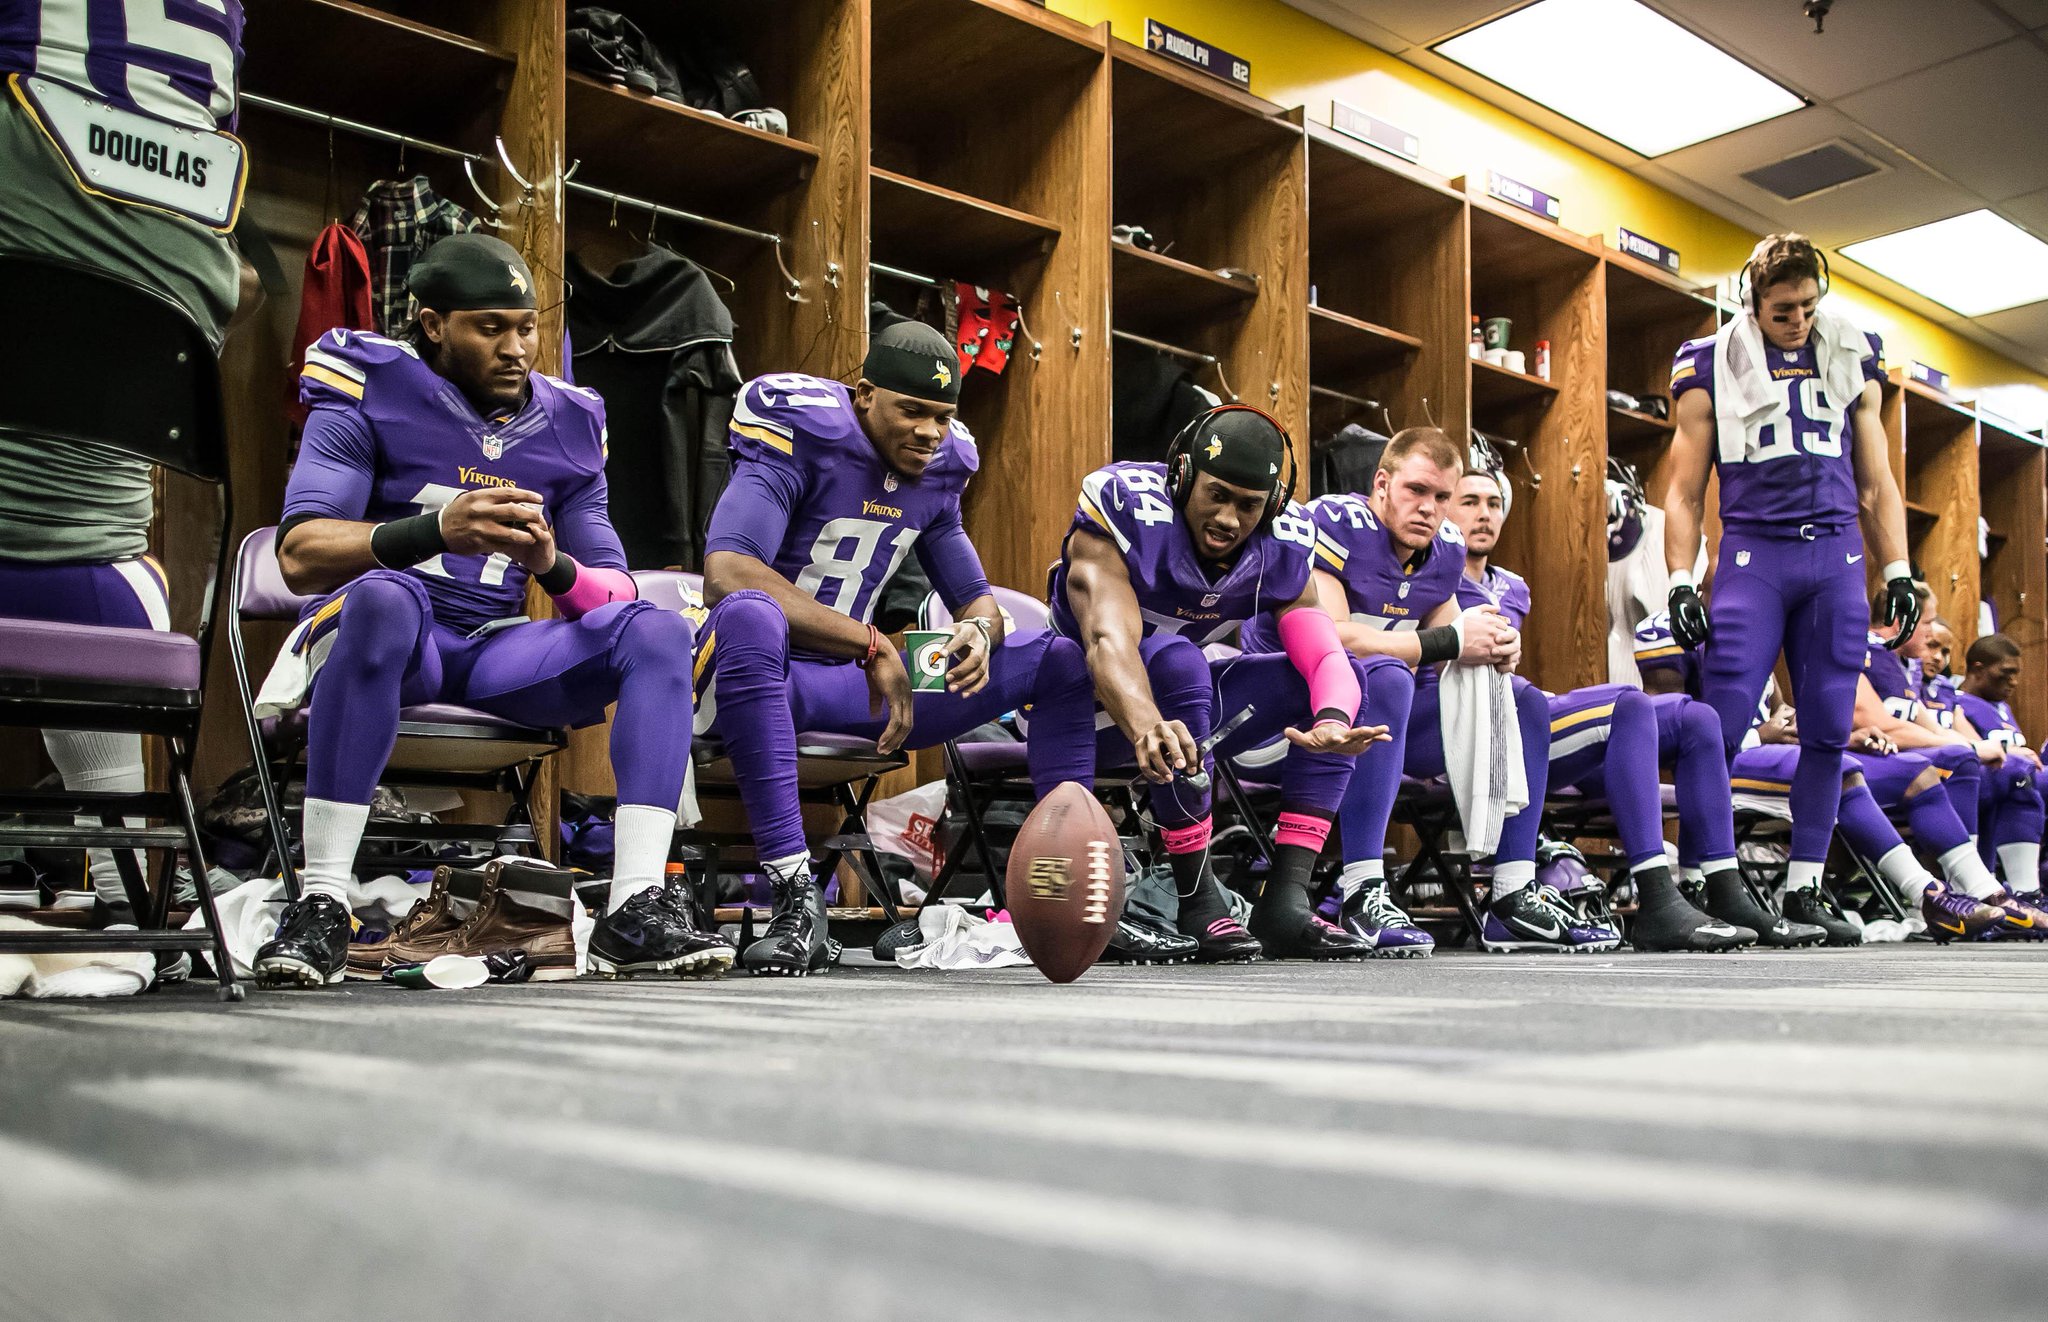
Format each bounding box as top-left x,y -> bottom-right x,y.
1054,0 -> 2048,398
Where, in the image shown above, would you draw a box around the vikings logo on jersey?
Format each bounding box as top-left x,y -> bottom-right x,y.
1051,461 -> 1314,645
1670,332 -> 1884,531
719,373 -> 978,626
285,329 -> 612,633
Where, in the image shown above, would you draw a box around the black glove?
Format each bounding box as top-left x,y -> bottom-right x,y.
1879,576 -> 1919,651
1668,583 -> 1710,651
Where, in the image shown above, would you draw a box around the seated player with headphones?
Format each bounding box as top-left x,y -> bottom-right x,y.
255,235 -> 714,986
1028,406 -> 1387,962
1250,429 -> 1587,955
696,321 -> 1095,976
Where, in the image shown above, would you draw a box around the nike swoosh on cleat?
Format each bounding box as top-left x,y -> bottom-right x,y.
1936,919 -> 1965,934
1514,919 -> 1563,940
1698,922 -> 1740,936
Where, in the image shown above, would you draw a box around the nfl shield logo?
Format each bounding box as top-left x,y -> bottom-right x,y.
1736,550 -> 1751,567
1201,593 -> 1220,607
1398,581 -> 1411,599
481,434 -> 503,461
884,473 -> 898,492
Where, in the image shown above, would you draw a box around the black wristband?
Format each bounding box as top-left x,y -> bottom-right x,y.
535,553 -> 577,595
369,513 -> 447,569
1417,624 -> 1460,665
1313,707 -> 1350,728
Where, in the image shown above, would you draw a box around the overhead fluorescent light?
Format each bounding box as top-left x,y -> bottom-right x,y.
1433,0 -> 1803,157
1840,211 -> 2048,318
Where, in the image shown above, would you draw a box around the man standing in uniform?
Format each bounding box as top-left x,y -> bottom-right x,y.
256,236 -> 715,985
1664,233 -> 1915,940
1034,406 -> 1387,962
697,321 -> 1094,975
0,1 -> 250,917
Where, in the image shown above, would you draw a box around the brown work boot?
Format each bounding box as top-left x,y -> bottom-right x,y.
434,860 -> 580,981
350,863 -> 493,979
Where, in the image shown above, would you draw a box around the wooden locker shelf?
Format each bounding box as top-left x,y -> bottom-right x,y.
1976,414 -> 2047,735
1112,242 -> 1260,324
1905,500 -> 1940,530
242,0 -> 514,143
564,72 -> 820,210
1895,370 -> 1980,637
1472,357 -> 1560,409
870,168 -> 1060,274
1307,305 -> 1423,376
1606,404 -> 1674,444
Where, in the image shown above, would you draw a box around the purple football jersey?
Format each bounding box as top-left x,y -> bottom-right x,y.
1862,632 -> 1920,721
1455,564 -> 1531,632
1958,691 -> 2024,747
285,330 -> 622,633
1919,668 -> 1960,730
1670,333 -> 1883,531
1054,461 -> 1315,646
1634,611 -> 1695,690
2,0 -> 243,130
704,373 -> 986,634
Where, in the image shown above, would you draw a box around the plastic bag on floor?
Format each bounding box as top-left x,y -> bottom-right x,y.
893,902 -> 1031,971
868,779 -> 949,883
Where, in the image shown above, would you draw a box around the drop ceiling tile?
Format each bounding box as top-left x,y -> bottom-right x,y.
1984,0 -> 2048,26
1971,300 -> 2048,359
1836,38 -> 2048,201
1996,187 -> 2048,237
1310,1 -> 1523,48
1668,0 -> 2011,98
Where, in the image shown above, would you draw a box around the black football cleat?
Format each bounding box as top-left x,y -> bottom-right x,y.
1248,901 -> 1372,961
1699,872 -> 1824,948
1181,912 -> 1262,963
1782,886 -> 1862,946
588,880 -> 735,980
742,872 -> 830,977
1105,913 -> 1197,965
254,893 -> 353,987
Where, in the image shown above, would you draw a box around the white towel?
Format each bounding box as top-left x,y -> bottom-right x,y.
1439,663 -> 1527,857
1711,307 -> 1872,463
892,903 -> 1032,971
0,916 -> 154,998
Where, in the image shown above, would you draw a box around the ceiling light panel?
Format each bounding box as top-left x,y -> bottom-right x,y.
1840,211 -> 2048,318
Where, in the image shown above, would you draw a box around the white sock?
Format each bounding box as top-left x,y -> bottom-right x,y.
1491,859 -> 1536,897
1338,859 -> 1384,897
763,850 -> 812,888
299,798 -> 369,906
42,728 -> 145,894
608,803 -> 677,913
1995,841 -> 2040,893
1785,861 -> 1825,893
1702,858 -> 1740,879
1875,844 -> 1935,901
1938,843 -> 2001,899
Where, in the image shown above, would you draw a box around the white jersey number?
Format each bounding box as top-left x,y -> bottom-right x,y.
795,518 -> 919,621
408,483 -> 513,586
1746,377 -> 1845,464
31,0 -> 238,130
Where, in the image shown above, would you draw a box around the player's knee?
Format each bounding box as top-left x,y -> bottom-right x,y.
710,589 -> 790,664
1904,767 -> 1942,800
615,604 -> 695,683
1676,699 -> 1717,753
333,575 -> 425,669
1146,637 -> 1211,710
1610,687 -> 1653,731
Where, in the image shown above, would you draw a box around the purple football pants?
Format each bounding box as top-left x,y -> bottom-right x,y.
1337,667 -> 1549,867
1702,527 -> 1867,864
1026,634 -> 1369,831
1548,686 -> 1734,870
698,590 -> 1093,862
0,556 -> 170,629
1980,756 -> 2045,861
303,570 -> 694,812
1848,749 -> 1978,856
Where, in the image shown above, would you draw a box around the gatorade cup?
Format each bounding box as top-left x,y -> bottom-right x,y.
905,630 -> 952,692
1482,317 -> 1512,351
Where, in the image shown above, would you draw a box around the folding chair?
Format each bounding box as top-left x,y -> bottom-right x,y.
227,526 -> 567,893
0,255 -> 242,999
637,572 -> 907,931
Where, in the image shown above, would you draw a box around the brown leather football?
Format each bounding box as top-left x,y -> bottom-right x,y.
1005,781 -> 1125,984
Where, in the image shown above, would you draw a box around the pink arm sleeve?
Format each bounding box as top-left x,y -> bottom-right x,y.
551,559 -> 638,620
1275,607 -> 1360,726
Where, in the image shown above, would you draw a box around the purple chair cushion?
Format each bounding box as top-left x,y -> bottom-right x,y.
956,740 -> 1028,774
922,585 -> 1051,635
266,701 -> 553,742
0,617 -> 200,691
237,526 -> 314,621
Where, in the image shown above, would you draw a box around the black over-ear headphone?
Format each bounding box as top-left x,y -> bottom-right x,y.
1743,241 -> 1831,314
1165,403 -> 1299,531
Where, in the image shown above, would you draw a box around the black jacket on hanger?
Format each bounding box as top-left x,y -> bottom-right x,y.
1112,341 -> 1218,463
566,247 -> 741,570
1312,423 -> 1389,497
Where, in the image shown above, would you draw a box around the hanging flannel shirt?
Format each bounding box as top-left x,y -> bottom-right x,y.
349,176 -> 481,336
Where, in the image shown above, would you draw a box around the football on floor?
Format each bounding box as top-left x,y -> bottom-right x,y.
1005,781 -> 1126,984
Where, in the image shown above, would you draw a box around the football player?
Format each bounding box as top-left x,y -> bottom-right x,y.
1957,633 -> 2048,908
0,1 -> 248,915
1031,406 -> 1388,962
1664,233 -> 1914,937
255,235 -> 720,985
1449,470 -> 1793,949
697,321 -> 1094,975
1245,429 -> 1597,955
1639,614 -> 2012,941
1917,619 -> 1962,728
